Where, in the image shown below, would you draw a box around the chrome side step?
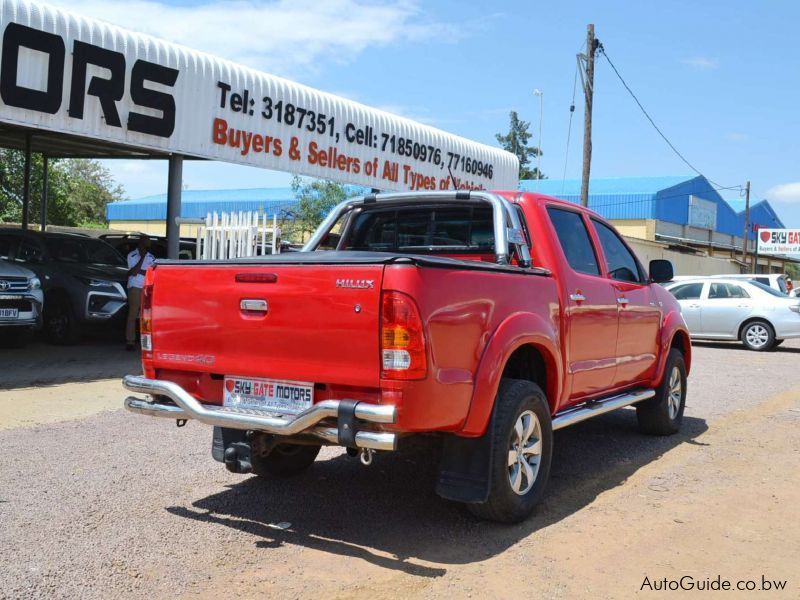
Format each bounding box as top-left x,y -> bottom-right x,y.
552,389 -> 655,431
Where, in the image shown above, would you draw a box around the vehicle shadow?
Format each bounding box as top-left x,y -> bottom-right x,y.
692,340 -> 800,354
0,333 -> 140,390
166,410 -> 708,577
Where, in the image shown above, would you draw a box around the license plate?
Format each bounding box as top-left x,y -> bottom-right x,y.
0,309 -> 19,319
223,376 -> 314,414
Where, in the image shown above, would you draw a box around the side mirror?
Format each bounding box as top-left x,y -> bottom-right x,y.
649,259 -> 674,283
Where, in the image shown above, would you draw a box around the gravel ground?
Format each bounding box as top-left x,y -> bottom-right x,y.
1,340 -> 799,599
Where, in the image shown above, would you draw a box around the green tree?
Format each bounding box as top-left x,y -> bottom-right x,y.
496,110 -> 544,180
0,150 -> 125,227
282,176 -> 351,242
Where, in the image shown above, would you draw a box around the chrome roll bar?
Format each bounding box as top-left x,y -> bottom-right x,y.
302,191 -> 532,267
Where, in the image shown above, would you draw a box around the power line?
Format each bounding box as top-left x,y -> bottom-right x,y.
561,62 -> 580,194
597,44 -> 728,190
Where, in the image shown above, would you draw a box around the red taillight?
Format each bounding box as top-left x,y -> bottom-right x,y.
380,291 -> 426,380
140,282 -> 153,352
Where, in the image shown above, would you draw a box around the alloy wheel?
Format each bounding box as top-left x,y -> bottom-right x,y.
667,366 -> 682,420
745,324 -> 770,349
507,410 -> 543,495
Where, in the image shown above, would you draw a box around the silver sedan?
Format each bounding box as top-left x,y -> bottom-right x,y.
664,278 -> 800,351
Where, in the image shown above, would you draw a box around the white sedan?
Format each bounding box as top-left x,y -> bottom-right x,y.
664,278 -> 800,351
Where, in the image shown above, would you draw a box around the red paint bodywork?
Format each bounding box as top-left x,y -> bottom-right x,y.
142,192 -> 690,438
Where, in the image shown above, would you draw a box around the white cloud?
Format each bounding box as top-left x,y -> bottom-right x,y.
766,182 -> 800,204
49,0 -> 456,77
726,132 -> 748,142
681,56 -> 719,69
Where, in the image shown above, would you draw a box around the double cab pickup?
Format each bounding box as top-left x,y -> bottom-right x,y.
123,191 -> 690,522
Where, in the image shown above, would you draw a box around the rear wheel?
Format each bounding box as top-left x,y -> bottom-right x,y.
467,379 -> 553,523
637,348 -> 686,435
740,320 -> 775,351
250,443 -> 321,478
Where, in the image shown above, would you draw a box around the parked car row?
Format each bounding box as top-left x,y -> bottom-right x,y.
664,275 -> 800,351
0,228 -> 204,346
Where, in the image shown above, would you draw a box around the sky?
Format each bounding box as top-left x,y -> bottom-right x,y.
47,0 -> 800,226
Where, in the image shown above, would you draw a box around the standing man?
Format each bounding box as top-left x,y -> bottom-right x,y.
126,235 -> 155,351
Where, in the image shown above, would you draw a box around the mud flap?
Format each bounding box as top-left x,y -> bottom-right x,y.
211,427 -> 247,462
435,425 -> 495,503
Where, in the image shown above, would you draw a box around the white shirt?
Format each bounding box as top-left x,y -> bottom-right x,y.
127,249 -> 156,289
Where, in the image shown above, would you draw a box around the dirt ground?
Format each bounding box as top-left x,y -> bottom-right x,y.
0,339 -> 798,599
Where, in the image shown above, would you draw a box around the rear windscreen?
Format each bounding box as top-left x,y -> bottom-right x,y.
341,205 -> 494,253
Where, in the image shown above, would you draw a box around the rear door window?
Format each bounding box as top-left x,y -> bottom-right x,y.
708,283 -> 750,299
546,207 -> 600,276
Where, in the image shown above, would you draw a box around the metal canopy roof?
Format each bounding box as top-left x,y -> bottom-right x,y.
0,123 -> 174,159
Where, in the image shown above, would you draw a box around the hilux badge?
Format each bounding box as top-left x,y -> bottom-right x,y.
336,279 -> 375,289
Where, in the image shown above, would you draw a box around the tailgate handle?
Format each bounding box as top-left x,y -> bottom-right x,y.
240,299 -> 268,313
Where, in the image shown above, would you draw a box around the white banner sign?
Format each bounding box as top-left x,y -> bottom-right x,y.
757,229 -> 800,254
0,0 -> 519,192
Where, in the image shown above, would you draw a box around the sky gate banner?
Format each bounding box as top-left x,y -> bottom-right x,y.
0,0 -> 519,192
757,229 -> 800,255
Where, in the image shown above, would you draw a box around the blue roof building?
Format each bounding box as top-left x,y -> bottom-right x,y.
107,186 -> 368,222
519,175 -> 784,237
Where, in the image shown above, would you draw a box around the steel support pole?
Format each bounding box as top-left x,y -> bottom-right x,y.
40,156 -> 49,232
166,154 -> 183,259
21,133 -> 32,230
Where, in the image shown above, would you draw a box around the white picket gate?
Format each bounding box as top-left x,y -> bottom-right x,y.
197,211 -> 281,260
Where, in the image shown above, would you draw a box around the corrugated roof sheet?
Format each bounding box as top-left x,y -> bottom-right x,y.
107,185 -> 369,220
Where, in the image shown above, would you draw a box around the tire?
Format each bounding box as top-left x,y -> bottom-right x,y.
250,443 -> 321,478
44,295 -> 81,345
636,348 -> 686,436
467,379 -> 553,523
740,320 -> 775,351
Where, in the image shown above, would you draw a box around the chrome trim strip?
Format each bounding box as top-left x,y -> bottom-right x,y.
123,376 -> 397,450
551,389 -> 656,431
302,191 -> 532,267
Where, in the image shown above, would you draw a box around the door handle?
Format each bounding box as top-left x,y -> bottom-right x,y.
569,293 -> 586,302
240,298 -> 268,313
617,297 -> 629,306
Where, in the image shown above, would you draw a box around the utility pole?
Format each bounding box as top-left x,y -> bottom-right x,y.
742,180 -> 751,269
580,24 -> 598,207
533,89 -> 544,188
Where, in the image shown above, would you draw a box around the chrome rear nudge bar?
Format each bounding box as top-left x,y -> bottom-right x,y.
122,375 -> 397,451
551,389 -> 655,430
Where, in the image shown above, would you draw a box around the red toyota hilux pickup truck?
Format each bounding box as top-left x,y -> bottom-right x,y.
123,190 -> 690,522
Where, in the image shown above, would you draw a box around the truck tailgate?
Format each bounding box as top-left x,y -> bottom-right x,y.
149,264 -> 384,387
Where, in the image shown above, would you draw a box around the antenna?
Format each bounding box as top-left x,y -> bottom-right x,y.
447,166 -> 459,190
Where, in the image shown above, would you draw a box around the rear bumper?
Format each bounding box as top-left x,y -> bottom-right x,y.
122,375 -> 397,451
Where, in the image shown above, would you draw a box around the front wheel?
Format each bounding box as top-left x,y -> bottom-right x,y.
45,296 -> 80,345
637,348 -> 686,435
250,443 -> 321,478
467,379 -> 553,523
740,320 -> 775,351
